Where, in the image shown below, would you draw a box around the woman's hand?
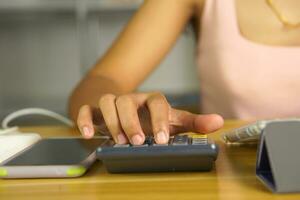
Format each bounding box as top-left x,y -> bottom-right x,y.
69,1 -> 210,145
77,92 -> 224,145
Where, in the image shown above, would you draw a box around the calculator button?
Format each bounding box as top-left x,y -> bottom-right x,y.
191,134 -> 207,139
168,137 -> 174,145
172,135 -> 189,145
133,144 -> 148,147
153,143 -> 168,146
113,144 -> 130,148
144,136 -> 154,145
191,135 -> 208,145
192,139 -> 207,145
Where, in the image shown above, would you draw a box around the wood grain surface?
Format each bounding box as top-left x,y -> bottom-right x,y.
0,121 -> 299,200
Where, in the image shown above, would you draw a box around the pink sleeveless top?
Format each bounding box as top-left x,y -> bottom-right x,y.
197,0 -> 300,119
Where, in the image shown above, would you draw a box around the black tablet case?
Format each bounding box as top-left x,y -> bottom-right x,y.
256,121 -> 300,193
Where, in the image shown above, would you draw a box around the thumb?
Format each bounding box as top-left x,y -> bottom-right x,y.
169,108 -> 224,134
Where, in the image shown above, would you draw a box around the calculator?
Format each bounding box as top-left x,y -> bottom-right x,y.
96,134 -> 218,173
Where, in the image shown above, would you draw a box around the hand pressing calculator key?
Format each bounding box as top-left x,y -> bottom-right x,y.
96,134 -> 218,173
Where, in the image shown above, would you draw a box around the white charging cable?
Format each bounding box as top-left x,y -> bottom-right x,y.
0,108 -> 74,135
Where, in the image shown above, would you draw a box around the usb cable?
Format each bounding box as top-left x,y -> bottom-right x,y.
0,108 -> 74,135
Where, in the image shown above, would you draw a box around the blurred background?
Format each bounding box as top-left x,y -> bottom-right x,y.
0,0 -> 199,125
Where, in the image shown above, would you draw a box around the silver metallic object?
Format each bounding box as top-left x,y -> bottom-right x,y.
222,118 -> 300,144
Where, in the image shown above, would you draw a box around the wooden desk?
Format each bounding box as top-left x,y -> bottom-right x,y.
0,121 -> 299,200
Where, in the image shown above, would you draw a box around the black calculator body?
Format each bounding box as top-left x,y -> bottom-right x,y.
97,134 -> 218,173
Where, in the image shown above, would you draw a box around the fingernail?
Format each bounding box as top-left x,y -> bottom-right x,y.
82,126 -> 92,138
131,134 -> 144,145
117,134 -> 127,144
156,131 -> 168,144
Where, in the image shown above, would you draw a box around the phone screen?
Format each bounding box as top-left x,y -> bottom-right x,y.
3,138 -> 108,166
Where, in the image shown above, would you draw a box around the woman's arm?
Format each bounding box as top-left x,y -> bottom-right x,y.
69,0 -> 223,145
69,0 -> 200,119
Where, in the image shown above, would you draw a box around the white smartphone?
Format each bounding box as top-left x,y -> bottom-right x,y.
0,137 -> 109,179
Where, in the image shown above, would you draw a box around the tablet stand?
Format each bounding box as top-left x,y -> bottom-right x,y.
256,121 -> 300,193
